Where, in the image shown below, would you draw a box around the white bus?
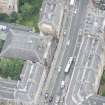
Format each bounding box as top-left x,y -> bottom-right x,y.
65,57 -> 73,73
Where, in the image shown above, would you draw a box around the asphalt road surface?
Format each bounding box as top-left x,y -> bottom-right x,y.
43,0 -> 89,104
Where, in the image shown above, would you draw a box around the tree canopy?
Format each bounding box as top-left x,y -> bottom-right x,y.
0,0 -> 43,32
0,58 -> 24,80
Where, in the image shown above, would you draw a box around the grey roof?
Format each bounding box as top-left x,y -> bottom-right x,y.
0,29 -> 58,66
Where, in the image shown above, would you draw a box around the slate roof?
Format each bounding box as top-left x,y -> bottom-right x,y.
0,29 -> 57,66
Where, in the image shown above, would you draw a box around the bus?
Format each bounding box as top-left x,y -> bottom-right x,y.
64,57 -> 74,73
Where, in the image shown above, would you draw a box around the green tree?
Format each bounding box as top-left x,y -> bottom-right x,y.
0,13 -> 10,22
101,71 -> 105,84
9,12 -> 18,23
20,3 -> 33,18
0,58 -> 24,80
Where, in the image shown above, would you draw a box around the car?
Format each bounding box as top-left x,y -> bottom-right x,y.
55,96 -> 60,103
60,80 -> 65,89
58,66 -> 62,72
74,9 -> 77,14
45,93 -> 48,99
66,40 -> 70,46
0,25 -> 7,31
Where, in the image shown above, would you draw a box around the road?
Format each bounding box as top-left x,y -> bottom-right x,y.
65,3 -> 105,105
41,0 -> 89,104
51,0 -> 89,104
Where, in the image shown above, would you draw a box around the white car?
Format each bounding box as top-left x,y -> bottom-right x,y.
55,96 -> 60,104
74,8 -> 78,14
60,80 -> 65,89
45,93 -> 48,99
0,25 -> 7,31
66,40 -> 70,46
58,66 -> 62,72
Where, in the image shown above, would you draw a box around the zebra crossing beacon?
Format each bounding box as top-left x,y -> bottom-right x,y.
38,0 -> 65,38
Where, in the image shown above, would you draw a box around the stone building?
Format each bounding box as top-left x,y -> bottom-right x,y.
0,0 -> 18,15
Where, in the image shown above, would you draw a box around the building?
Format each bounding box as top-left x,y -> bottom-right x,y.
0,0 -> 18,15
0,29 -> 58,66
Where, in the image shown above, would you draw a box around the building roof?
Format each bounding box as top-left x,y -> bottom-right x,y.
0,29 -> 57,65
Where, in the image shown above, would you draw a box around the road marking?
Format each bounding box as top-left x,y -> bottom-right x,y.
71,37 -> 89,101
18,64 -> 34,91
72,95 -> 78,104
47,2 -> 77,95
65,36 -> 85,104
76,39 -> 95,102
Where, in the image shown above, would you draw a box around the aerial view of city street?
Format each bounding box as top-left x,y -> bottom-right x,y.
0,0 -> 105,105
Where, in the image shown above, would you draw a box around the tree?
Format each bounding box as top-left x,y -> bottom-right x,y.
9,12 -> 18,22
0,13 -> 10,22
0,58 -> 24,80
101,72 -> 105,84
20,3 -> 33,19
